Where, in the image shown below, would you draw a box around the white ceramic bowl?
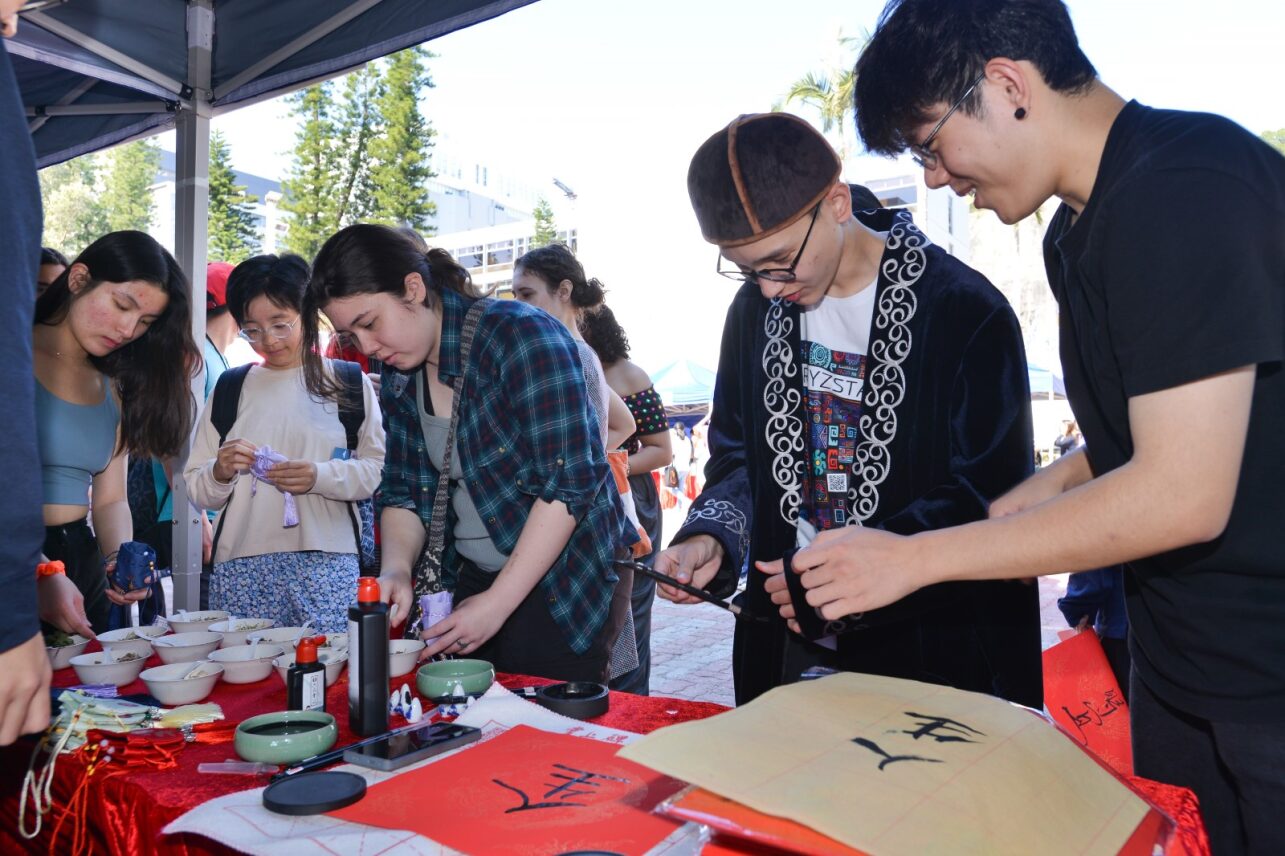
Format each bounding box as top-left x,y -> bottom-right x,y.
316,634 -> 348,655
253,626 -> 309,648
388,639 -> 426,678
273,650 -> 347,687
166,610 -> 230,634
151,631 -> 224,664
208,618 -> 277,648
46,635 -> 91,670
139,661 -> 224,705
96,625 -> 168,660
207,644 -> 285,684
69,650 -> 149,687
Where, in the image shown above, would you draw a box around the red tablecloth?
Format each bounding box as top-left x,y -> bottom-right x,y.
0,655 -> 1207,855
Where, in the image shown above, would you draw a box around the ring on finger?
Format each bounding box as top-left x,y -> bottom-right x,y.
455,639 -> 467,649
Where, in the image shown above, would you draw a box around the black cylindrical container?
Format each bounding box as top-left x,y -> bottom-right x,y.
287,636 -> 327,712
348,577 -> 389,736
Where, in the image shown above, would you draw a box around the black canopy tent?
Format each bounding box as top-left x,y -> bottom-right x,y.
11,0 -> 537,610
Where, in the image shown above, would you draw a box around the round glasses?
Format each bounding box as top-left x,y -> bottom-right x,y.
239,316 -> 301,344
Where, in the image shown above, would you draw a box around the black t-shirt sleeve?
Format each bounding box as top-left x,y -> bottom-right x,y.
1099,168 -> 1284,398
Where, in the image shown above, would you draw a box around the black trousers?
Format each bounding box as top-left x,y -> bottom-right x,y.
42,519 -> 109,635
1131,672 -> 1285,856
454,559 -> 630,684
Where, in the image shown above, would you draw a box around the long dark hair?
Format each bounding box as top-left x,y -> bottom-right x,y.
35,230 -> 200,459
579,304 -> 631,366
514,242 -> 605,310
302,223 -> 483,402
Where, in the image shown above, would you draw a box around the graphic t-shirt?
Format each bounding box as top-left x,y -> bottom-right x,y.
799,281 -> 877,536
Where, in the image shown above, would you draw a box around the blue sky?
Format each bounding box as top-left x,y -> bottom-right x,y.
205,0 -> 1284,371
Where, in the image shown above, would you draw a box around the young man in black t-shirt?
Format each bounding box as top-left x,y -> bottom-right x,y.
760,1 -> 1285,853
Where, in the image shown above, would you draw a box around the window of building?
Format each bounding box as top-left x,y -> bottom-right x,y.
486,239 -> 514,267
456,245 -> 483,269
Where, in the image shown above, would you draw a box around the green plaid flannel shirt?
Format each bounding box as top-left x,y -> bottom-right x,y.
378,290 -> 636,654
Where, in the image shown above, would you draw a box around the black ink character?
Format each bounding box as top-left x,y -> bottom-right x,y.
493,764 -> 630,813
851,737 -> 946,771
898,712 -> 987,744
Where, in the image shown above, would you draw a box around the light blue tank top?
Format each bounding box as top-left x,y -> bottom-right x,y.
35,377 -> 120,506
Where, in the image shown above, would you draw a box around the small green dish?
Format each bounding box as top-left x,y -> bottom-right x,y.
416,658 -> 495,701
235,711 -> 337,765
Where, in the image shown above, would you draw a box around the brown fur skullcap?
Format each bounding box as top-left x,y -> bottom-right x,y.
687,113 -> 843,248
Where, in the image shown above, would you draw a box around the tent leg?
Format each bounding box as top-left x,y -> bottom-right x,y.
171,0 -> 214,614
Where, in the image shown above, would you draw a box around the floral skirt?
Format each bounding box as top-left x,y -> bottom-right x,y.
209,551 -> 358,635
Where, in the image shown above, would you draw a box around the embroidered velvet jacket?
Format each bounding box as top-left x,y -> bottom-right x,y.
673,202 -> 1043,705
379,291 -> 636,655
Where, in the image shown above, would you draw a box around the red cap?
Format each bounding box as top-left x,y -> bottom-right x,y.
357,577 -> 381,604
295,636 -> 325,664
206,262 -> 234,310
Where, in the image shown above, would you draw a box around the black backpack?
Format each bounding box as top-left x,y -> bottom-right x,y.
208,360 -> 377,573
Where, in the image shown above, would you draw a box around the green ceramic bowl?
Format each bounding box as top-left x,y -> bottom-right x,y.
235,711 -> 337,765
416,658 -> 495,701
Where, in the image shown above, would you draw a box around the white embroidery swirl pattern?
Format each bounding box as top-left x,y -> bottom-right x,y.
762,299 -> 805,525
685,499 -> 750,559
848,217 -> 926,524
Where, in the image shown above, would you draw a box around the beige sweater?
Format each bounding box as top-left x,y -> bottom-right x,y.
184,363 -> 385,564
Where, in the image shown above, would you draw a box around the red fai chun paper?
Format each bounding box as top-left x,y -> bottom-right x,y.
329,725 -> 687,855
1043,629 -> 1133,776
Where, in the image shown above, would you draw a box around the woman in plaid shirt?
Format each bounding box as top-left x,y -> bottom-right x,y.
301,225 -> 637,683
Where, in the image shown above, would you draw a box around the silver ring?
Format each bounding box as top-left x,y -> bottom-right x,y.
455,639 -> 467,648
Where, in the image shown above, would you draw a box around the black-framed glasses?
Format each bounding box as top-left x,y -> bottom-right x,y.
716,202 -> 822,284
909,72 -> 986,171
239,316 -> 301,344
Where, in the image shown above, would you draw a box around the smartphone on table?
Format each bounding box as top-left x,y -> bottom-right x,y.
344,722 -> 482,772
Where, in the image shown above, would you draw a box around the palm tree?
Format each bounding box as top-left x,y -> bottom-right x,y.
775,33 -> 865,157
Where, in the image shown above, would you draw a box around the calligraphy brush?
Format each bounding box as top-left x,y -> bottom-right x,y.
613,560 -> 771,623
270,709 -> 440,781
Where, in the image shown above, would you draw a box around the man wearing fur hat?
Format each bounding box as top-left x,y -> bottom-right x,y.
656,112 -> 1042,706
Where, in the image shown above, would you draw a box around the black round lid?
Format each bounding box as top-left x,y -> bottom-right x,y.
263,771 -> 367,816
535,681 -> 610,720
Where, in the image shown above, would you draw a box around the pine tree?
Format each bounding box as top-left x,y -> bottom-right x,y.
207,130 -> 260,264
334,63 -> 384,227
281,82 -> 341,259
367,47 -> 436,233
101,139 -> 160,233
39,155 -> 109,255
531,197 -> 558,248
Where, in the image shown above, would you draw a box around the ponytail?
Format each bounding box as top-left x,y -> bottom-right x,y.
514,242 -> 606,310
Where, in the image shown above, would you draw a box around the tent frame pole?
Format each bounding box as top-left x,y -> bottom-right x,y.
22,10 -> 186,96
212,0 -> 387,101
170,0 -> 214,614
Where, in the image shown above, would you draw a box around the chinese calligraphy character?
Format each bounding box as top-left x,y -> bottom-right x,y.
898,712 -> 987,744
851,737 -> 946,771
1061,690 -> 1127,744
492,764 -> 630,813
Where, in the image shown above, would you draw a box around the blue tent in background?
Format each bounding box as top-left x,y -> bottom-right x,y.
651,359 -> 716,427
10,0 -> 535,167
1028,364 -> 1068,399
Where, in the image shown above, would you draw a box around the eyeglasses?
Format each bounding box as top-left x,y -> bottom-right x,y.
716,203 -> 822,284
239,316 -> 301,344
909,72 -> 986,171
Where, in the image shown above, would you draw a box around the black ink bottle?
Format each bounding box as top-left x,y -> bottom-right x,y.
286,636 -> 326,712
348,576 -> 389,736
